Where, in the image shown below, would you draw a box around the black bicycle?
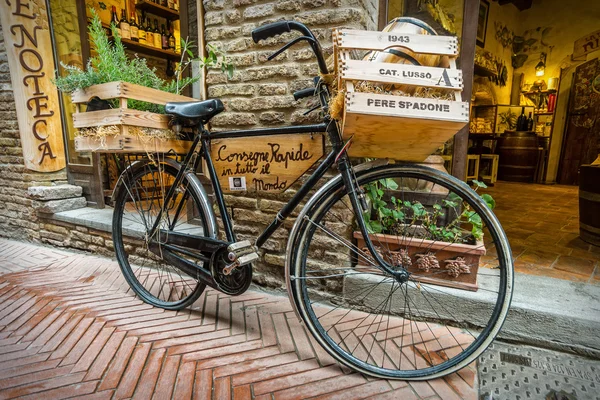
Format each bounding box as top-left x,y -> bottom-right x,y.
111,21 -> 513,380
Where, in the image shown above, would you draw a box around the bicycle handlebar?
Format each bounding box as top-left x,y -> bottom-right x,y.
251,21 -> 328,75
293,87 -> 316,101
251,21 -> 293,43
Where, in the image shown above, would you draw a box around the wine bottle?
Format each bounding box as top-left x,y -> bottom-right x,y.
153,19 -> 162,49
145,17 -> 154,47
516,107 -> 527,131
168,0 -> 174,9
168,22 -> 176,51
119,9 -> 131,40
161,24 -> 168,50
173,0 -> 179,11
129,12 -> 139,42
111,6 -> 121,37
138,14 -> 146,45
527,112 -> 534,131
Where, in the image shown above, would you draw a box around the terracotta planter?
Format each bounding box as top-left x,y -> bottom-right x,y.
354,231 -> 485,292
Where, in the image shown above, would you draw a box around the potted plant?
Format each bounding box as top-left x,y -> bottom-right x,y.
354,179 -> 496,291
53,9 -> 232,153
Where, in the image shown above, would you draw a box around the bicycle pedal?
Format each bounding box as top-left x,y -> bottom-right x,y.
222,251 -> 259,275
227,240 -> 256,260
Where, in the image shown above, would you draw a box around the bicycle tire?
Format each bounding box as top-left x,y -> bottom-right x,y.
112,160 -> 210,310
288,163 -> 513,380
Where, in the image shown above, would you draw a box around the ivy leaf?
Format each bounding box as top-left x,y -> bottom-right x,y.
472,180 -> 488,189
467,211 -> 482,227
443,199 -> 458,208
367,220 -> 383,234
378,178 -> 398,190
392,210 -> 404,220
481,193 -> 496,210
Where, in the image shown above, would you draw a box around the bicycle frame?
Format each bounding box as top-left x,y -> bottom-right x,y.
134,22 -> 401,289
140,114 -> 400,288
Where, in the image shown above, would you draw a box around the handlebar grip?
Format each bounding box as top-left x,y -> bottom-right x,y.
293,87 -> 316,101
251,21 -> 292,43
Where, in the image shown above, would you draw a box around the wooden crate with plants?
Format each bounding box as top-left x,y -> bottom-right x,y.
331,25 -> 469,161
71,81 -> 195,153
54,9 -> 232,154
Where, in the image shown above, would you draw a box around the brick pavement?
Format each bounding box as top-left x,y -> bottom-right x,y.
0,239 -> 477,399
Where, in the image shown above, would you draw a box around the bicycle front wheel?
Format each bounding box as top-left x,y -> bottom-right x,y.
112,160 -> 209,310
289,163 -> 513,380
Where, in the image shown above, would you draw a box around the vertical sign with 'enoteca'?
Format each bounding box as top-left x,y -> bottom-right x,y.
0,0 -> 66,172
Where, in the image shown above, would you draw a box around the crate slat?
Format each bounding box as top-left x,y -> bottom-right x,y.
345,92 -> 468,122
342,113 -> 466,161
341,60 -> 463,90
73,109 -> 170,130
71,81 -> 196,105
336,29 -> 459,56
74,135 -> 192,154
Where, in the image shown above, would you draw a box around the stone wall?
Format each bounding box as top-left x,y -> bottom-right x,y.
0,23 -> 68,241
202,0 -> 378,288
0,0 -> 379,290
204,0 -> 375,129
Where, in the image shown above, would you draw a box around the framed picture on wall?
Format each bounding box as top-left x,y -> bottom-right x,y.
477,0 -> 490,47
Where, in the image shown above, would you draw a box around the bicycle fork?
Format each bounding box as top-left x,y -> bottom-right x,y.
336,155 -> 411,282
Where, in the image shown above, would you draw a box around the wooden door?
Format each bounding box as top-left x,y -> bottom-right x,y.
558,59 -> 600,185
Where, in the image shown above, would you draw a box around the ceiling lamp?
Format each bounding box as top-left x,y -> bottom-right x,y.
535,53 -> 546,77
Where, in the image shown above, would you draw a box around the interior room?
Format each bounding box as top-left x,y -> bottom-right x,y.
386,0 -> 600,281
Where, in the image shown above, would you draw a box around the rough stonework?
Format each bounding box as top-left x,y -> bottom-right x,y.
0,1 -> 378,289
27,185 -> 83,201
0,23 -> 68,241
32,197 -> 87,215
203,0 -> 378,288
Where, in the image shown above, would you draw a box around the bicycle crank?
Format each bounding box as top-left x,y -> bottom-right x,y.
223,240 -> 259,275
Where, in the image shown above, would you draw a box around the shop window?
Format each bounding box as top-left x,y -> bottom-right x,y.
49,0 -> 91,166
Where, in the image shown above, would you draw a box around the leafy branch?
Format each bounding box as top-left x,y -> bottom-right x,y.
362,179 -> 496,244
54,9 -> 233,113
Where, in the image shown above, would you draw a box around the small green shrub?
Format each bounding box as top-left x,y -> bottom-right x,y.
362,179 -> 495,244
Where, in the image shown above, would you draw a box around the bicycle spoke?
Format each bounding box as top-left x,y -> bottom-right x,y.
293,164 -> 512,379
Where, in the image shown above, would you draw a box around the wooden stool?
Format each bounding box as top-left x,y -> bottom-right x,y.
480,154 -> 499,184
466,155 -> 480,181
441,155 -> 453,174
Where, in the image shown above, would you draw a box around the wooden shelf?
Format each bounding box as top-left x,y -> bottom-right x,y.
474,63 -> 497,78
524,89 -> 557,95
534,112 -> 554,115
135,0 -> 179,20
120,37 -> 180,61
101,23 -> 180,61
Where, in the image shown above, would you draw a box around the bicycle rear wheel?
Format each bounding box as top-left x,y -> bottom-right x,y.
112,160 -> 209,310
289,163 -> 513,380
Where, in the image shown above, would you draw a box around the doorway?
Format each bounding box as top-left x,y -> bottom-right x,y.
557,59 -> 600,185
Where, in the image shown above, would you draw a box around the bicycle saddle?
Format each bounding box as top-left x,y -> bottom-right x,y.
165,99 -> 224,122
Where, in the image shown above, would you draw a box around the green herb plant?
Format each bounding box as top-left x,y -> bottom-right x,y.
362,179 -> 495,244
54,9 -> 233,112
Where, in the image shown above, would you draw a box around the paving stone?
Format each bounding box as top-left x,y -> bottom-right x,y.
479,342 -> 600,400
0,238 -> 478,399
27,185 -> 82,201
32,197 -> 87,214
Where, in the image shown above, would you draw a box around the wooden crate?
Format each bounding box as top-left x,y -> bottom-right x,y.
333,29 -> 469,161
71,81 -> 197,153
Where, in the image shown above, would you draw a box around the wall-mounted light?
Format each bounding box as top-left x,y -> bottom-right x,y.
535,53 -> 547,77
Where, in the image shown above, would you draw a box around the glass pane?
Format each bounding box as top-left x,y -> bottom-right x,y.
384,0 -> 466,162
49,0 -> 92,166
385,0 -> 465,38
